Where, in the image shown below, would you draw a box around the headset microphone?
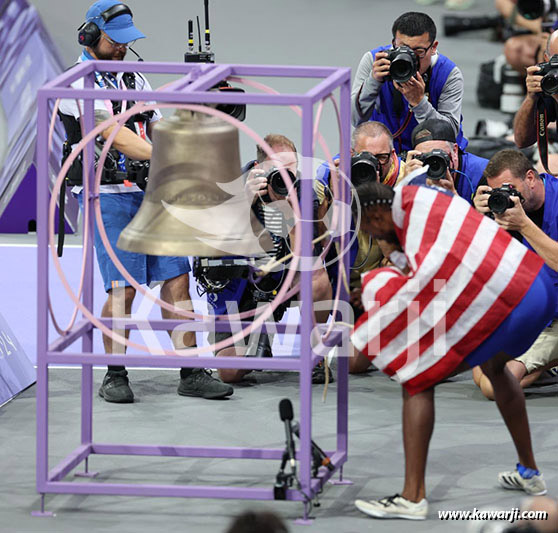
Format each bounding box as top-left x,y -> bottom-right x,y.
128,46 -> 144,62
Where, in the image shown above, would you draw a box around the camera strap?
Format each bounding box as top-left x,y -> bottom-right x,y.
536,96 -> 552,174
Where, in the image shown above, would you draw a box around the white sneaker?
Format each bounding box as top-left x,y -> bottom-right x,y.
355,494 -> 428,520
498,466 -> 547,496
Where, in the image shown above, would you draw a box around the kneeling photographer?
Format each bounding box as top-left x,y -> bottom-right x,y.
404,119 -> 488,203
473,149 -> 558,399
202,134 -> 332,384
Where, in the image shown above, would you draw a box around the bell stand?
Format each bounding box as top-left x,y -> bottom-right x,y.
35,61 -> 352,523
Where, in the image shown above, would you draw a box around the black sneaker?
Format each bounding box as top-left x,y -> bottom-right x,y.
98,370 -> 134,403
312,361 -> 335,384
177,369 -> 234,399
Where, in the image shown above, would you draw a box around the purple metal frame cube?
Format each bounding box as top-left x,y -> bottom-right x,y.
36,61 -> 352,521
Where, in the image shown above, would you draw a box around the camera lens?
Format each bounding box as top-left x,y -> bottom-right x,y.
351,152 -> 379,187
488,191 -> 511,214
267,168 -> 295,197
216,103 -> 246,121
541,73 -> 558,95
517,0 -> 546,20
390,54 -> 415,84
425,155 -> 447,180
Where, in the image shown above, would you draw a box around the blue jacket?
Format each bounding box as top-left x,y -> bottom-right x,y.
455,151 -> 488,204
369,45 -> 467,152
525,174 -> 558,317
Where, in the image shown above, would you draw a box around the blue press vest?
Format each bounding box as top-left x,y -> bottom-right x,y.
369,45 -> 467,152
456,151 -> 488,204
525,174 -> 558,317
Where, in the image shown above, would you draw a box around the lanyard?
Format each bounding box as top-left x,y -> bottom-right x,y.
81,50 -> 129,118
79,50 -> 148,176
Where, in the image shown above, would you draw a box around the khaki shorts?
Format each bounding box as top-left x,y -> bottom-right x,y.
516,318 -> 558,374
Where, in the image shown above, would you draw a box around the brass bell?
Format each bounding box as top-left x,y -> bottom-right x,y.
117,110 -> 272,257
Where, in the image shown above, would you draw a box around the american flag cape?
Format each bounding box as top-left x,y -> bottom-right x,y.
351,185 -> 544,395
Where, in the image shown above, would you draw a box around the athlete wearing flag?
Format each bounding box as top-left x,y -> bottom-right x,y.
351,180 -> 554,520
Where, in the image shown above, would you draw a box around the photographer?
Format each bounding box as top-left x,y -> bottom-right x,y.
472,149 -> 558,399
514,30 -> 558,156
58,0 -> 233,403
314,122 -> 406,373
404,119 -> 488,203
209,134 -> 332,384
352,11 -> 466,152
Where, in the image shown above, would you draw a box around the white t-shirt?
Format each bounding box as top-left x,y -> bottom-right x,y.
58,54 -> 162,194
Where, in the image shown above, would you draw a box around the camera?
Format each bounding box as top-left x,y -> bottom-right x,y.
518,0 -> 557,20
350,151 -> 380,187
127,159 -> 150,190
488,183 -> 523,214
265,167 -> 297,197
415,149 -> 451,180
387,45 -> 419,84
538,55 -> 558,95
443,14 -> 503,37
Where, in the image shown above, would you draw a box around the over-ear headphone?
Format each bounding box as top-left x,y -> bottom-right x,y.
77,3 -> 133,47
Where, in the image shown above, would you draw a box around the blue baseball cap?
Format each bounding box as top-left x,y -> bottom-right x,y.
85,0 -> 145,44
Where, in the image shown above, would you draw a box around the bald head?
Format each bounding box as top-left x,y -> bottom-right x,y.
546,30 -> 558,59
352,121 -> 394,150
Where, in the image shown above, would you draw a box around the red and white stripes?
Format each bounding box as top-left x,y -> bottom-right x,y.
352,185 -> 543,395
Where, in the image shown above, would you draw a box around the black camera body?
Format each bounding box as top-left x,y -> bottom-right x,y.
488,183 -> 523,214
193,256 -> 258,293
350,151 -> 380,186
415,149 -> 451,180
387,45 -> 419,84
264,167 -> 298,198
127,159 -> 150,190
538,55 -> 558,95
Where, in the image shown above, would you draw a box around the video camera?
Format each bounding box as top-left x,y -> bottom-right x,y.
387,45 -> 419,84
61,142 -> 150,190
487,183 -> 523,214
193,256 -> 289,358
415,149 -> 451,180
350,151 -> 380,186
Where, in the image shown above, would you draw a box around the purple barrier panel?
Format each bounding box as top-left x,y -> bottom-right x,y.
0,310 -> 35,406
0,165 -> 74,233
0,0 -> 78,231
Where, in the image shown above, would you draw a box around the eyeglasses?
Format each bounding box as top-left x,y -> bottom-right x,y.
374,152 -> 391,165
392,39 -> 434,59
102,33 -> 135,49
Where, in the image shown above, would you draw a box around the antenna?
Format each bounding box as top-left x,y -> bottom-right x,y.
188,19 -> 194,53
204,0 -> 211,51
196,16 -> 202,52
183,2 -> 215,63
